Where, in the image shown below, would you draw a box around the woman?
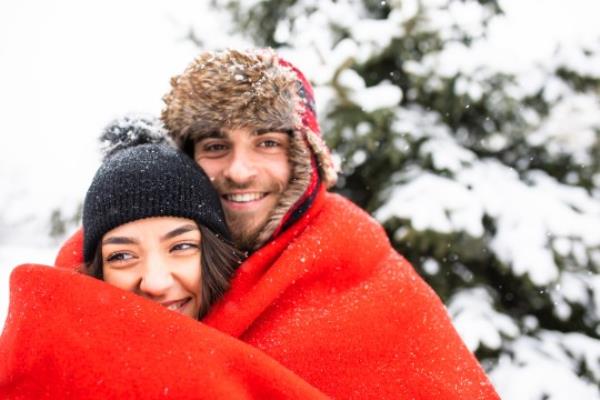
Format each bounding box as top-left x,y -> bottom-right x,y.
0,115 -> 327,399
81,115 -> 242,319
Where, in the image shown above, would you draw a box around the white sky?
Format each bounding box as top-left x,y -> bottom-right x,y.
0,0 -> 241,246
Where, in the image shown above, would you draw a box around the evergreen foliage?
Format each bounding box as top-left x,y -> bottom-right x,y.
211,0 -> 600,396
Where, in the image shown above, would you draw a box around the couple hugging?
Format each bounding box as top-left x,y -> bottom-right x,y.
0,49 -> 499,399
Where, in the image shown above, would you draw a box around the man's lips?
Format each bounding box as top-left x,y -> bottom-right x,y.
223,192 -> 268,203
160,298 -> 191,312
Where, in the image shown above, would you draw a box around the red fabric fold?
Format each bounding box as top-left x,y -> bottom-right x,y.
0,265 -> 328,399
3,188 -> 500,399
205,190 -> 499,399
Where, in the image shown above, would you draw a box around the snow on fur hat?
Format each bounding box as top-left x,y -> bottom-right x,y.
161,49 -> 337,248
82,115 -> 230,262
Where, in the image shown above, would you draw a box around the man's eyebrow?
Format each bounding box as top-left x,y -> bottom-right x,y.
102,236 -> 138,245
255,128 -> 294,136
196,131 -> 225,140
161,224 -> 199,241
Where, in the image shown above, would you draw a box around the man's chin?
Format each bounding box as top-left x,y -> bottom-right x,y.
232,234 -> 258,252
227,219 -> 264,251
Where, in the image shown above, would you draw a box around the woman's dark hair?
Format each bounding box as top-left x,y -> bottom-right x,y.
82,224 -> 244,319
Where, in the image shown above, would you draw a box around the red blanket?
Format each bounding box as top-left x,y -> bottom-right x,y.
1,188 -> 499,399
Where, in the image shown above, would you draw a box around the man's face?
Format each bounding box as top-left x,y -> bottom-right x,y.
194,127 -> 291,249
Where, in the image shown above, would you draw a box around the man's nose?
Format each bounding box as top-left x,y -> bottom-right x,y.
138,258 -> 174,298
223,149 -> 257,185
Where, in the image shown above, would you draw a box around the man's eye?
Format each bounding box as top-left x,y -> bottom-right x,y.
259,140 -> 280,148
203,143 -> 228,152
106,252 -> 134,263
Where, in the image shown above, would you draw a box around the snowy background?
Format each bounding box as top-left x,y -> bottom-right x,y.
2,0 -> 600,398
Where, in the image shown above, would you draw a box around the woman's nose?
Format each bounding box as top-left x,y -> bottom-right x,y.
138,258 -> 174,298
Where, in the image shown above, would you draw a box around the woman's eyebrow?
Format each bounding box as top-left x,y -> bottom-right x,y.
102,236 -> 138,245
161,224 -> 199,241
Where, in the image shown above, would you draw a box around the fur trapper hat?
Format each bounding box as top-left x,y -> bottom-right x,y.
161,49 -> 337,249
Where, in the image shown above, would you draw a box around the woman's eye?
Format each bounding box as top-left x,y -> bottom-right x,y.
171,242 -> 200,252
106,252 -> 134,263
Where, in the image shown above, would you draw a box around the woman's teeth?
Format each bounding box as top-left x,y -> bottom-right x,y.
164,298 -> 188,311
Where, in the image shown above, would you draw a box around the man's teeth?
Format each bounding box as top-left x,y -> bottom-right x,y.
226,193 -> 264,202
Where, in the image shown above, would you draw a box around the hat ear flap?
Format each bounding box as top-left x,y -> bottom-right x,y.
306,130 -> 337,188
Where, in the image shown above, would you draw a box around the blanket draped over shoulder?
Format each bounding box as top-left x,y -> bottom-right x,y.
0,189 -> 499,399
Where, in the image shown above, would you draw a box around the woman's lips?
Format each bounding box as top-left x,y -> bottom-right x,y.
161,297 -> 191,312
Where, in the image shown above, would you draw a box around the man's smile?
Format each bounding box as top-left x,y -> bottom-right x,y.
223,192 -> 268,203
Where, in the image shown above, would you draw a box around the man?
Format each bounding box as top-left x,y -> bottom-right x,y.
162,49 -> 337,253
160,48 -> 500,398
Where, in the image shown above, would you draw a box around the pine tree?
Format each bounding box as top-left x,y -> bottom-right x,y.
207,0 -> 600,397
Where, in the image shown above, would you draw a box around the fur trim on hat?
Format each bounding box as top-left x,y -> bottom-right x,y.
162,48 -> 337,250
162,49 -> 302,143
306,130 -> 338,187
253,132 -> 312,249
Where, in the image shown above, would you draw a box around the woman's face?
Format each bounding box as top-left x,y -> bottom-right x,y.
101,216 -> 202,319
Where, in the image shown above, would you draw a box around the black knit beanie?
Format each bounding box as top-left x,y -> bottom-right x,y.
82,115 -> 230,263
